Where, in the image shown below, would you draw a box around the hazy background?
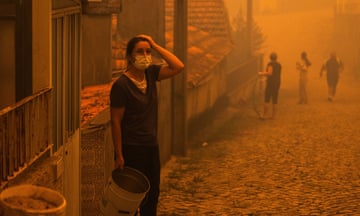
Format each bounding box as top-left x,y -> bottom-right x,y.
224,0 -> 342,102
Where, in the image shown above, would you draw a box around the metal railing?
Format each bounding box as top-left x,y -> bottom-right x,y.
0,88 -> 52,188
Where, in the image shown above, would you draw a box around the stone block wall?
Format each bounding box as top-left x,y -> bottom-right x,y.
81,110 -> 112,216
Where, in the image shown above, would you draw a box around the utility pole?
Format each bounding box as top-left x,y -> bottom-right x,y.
172,0 -> 188,156
247,0 -> 253,58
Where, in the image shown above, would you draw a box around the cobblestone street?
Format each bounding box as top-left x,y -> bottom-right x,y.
158,75 -> 360,215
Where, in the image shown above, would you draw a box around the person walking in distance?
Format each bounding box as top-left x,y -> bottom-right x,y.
296,51 -> 311,104
258,52 -> 282,119
110,34 -> 184,215
320,52 -> 344,102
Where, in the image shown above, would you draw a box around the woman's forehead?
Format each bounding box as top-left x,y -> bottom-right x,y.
135,41 -> 151,49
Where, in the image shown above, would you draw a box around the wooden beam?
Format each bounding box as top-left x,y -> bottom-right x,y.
15,0 -> 33,101
0,3 -> 16,17
172,0 -> 188,156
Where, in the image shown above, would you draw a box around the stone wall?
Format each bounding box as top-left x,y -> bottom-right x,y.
81,110 -> 112,216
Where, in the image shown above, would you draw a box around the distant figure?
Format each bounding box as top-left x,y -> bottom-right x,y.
296,51 -> 311,104
320,52 -> 344,102
258,52 -> 282,119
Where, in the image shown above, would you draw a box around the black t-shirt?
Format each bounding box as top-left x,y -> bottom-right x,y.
110,65 -> 161,146
267,61 -> 281,87
324,58 -> 343,77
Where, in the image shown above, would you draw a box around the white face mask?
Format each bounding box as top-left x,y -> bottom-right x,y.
133,55 -> 152,70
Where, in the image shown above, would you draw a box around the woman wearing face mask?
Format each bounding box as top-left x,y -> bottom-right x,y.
110,34 -> 184,216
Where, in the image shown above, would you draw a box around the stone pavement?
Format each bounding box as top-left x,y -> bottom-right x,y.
157,75 -> 360,216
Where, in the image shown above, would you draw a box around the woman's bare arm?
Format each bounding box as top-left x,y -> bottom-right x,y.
110,107 -> 125,169
138,34 -> 185,80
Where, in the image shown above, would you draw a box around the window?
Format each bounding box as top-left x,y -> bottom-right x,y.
52,10 -> 80,149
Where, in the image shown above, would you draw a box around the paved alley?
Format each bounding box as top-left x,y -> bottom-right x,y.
157,74 -> 360,215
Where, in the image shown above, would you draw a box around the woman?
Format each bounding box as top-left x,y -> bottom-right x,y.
258,52 -> 282,119
110,34 -> 184,215
296,51 -> 311,104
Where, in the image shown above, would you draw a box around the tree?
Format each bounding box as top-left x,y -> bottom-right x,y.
231,8 -> 266,61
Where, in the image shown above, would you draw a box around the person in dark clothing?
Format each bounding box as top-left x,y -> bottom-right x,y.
320,52 -> 344,102
258,52 -> 282,119
110,34 -> 184,216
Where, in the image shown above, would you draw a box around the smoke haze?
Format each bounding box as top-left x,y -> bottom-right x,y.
224,0 -> 358,102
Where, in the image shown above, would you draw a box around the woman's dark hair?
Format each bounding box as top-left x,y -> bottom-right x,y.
301,51 -> 311,67
125,36 -> 150,66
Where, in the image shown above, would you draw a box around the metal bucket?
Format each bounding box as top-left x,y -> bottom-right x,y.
0,185 -> 66,216
99,167 -> 150,216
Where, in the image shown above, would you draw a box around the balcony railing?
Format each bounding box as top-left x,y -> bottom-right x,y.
0,88 -> 52,188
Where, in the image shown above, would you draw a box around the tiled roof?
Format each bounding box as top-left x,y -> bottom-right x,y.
165,0 -> 232,38
165,0 -> 233,87
165,26 -> 232,87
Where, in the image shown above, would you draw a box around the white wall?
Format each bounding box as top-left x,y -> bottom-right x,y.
32,0 -> 51,92
62,130 -> 81,216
